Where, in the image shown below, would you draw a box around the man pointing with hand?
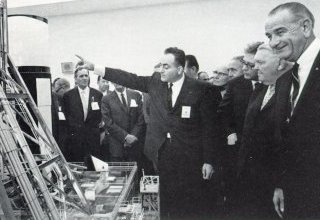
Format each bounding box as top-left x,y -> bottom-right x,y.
76,47 -> 221,220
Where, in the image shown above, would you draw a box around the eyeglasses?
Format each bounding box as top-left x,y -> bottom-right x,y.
240,59 -> 255,69
203,77 -> 214,81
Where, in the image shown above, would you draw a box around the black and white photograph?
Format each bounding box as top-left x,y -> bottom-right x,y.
1,0 -> 320,219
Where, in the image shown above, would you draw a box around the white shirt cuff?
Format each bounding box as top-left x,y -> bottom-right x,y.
94,65 -> 105,77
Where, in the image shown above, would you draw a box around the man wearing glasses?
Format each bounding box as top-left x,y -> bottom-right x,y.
217,41 -> 263,213
227,56 -> 244,79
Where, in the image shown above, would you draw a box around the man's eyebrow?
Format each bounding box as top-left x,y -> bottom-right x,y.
274,27 -> 287,33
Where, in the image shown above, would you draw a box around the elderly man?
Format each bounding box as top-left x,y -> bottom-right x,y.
212,66 -> 229,97
234,43 -> 292,219
265,2 -> 320,219
227,56 -> 244,79
76,47 -> 221,220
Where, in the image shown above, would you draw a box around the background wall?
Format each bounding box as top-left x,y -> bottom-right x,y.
8,0 -> 320,88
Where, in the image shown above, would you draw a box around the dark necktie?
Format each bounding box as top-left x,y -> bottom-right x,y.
167,83 -> 173,110
291,62 -> 300,112
121,92 -> 127,108
252,82 -> 263,95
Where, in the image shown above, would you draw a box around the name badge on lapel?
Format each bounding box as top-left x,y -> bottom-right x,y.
181,106 -> 191,118
130,99 -> 138,107
91,102 -> 99,110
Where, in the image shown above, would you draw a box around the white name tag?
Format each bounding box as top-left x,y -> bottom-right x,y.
91,102 -> 100,110
58,112 -> 66,120
130,99 -> 138,107
181,106 -> 191,118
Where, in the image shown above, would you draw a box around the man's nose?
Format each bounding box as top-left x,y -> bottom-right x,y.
269,35 -> 280,49
228,70 -> 233,78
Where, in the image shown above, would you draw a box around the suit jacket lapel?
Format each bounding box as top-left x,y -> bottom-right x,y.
172,76 -> 188,112
291,51 -> 320,120
85,88 -> 93,122
112,91 -> 128,113
161,81 -> 170,110
126,90 -> 133,113
260,93 -> 275,112
248,87 -> 267,122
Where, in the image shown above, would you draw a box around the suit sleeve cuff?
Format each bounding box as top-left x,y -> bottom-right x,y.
94,65 -> 105,77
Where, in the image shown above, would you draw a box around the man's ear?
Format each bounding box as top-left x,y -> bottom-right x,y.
278,59 -> 286,71
302,18 -> 313,38
177,66 -> 184,75
278,59 -> 294,71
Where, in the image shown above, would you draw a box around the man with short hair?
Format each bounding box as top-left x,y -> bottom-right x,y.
76,47 -> 221,219
101,82 -> 145,163
212,66 -> 229,87
197,71 -> 210,82
52,78 -> 70,154
184,54 -> 199,79
265,2 -> 320,219
62,68 -> 103,168
234,43 -> 292,219
218,42 -> 263,211
97,75 -> 111,160
97,76 -> 110,96
227,56 -> 244,79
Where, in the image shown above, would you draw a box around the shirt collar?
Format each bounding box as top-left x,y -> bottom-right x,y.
115,88 -> 127,96
297,38 -> 320,67
78,86 -> 89,94
169,73 -> 185,88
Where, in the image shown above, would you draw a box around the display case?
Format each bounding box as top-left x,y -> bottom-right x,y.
66,162 -> 139,220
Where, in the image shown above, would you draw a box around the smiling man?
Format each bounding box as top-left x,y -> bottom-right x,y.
265,2 -> 320,219
76,47 -> 222,219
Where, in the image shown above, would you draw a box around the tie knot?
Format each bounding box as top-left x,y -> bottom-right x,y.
168,83 -> 173,89
255,82 -> 263,90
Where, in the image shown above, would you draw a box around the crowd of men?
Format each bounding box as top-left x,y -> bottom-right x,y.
51,2 -> 320,220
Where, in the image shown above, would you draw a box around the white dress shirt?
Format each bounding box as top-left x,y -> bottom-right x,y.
293,37 -> 320,107
261,84 -> 275,110
169,74 -> 185,107
115,89 -> 128,105
78,86 -> 90,120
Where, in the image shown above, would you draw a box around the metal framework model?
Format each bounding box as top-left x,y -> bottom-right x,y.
0,1 -> 92,219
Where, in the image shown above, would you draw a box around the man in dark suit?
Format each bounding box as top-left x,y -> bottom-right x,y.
62,68 -> 103,169
51,78 -> 70,155
184,54 -> 199,79
217,42 -> 262,209
97,75 -> 111,161
227,55 -> 244,79
101,83 -> 145,163
235,43 -> 292,219
76,47 -> 221,219
265,2 -> 320,219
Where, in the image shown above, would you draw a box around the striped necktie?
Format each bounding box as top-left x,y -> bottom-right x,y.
290,62 -> 300,113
